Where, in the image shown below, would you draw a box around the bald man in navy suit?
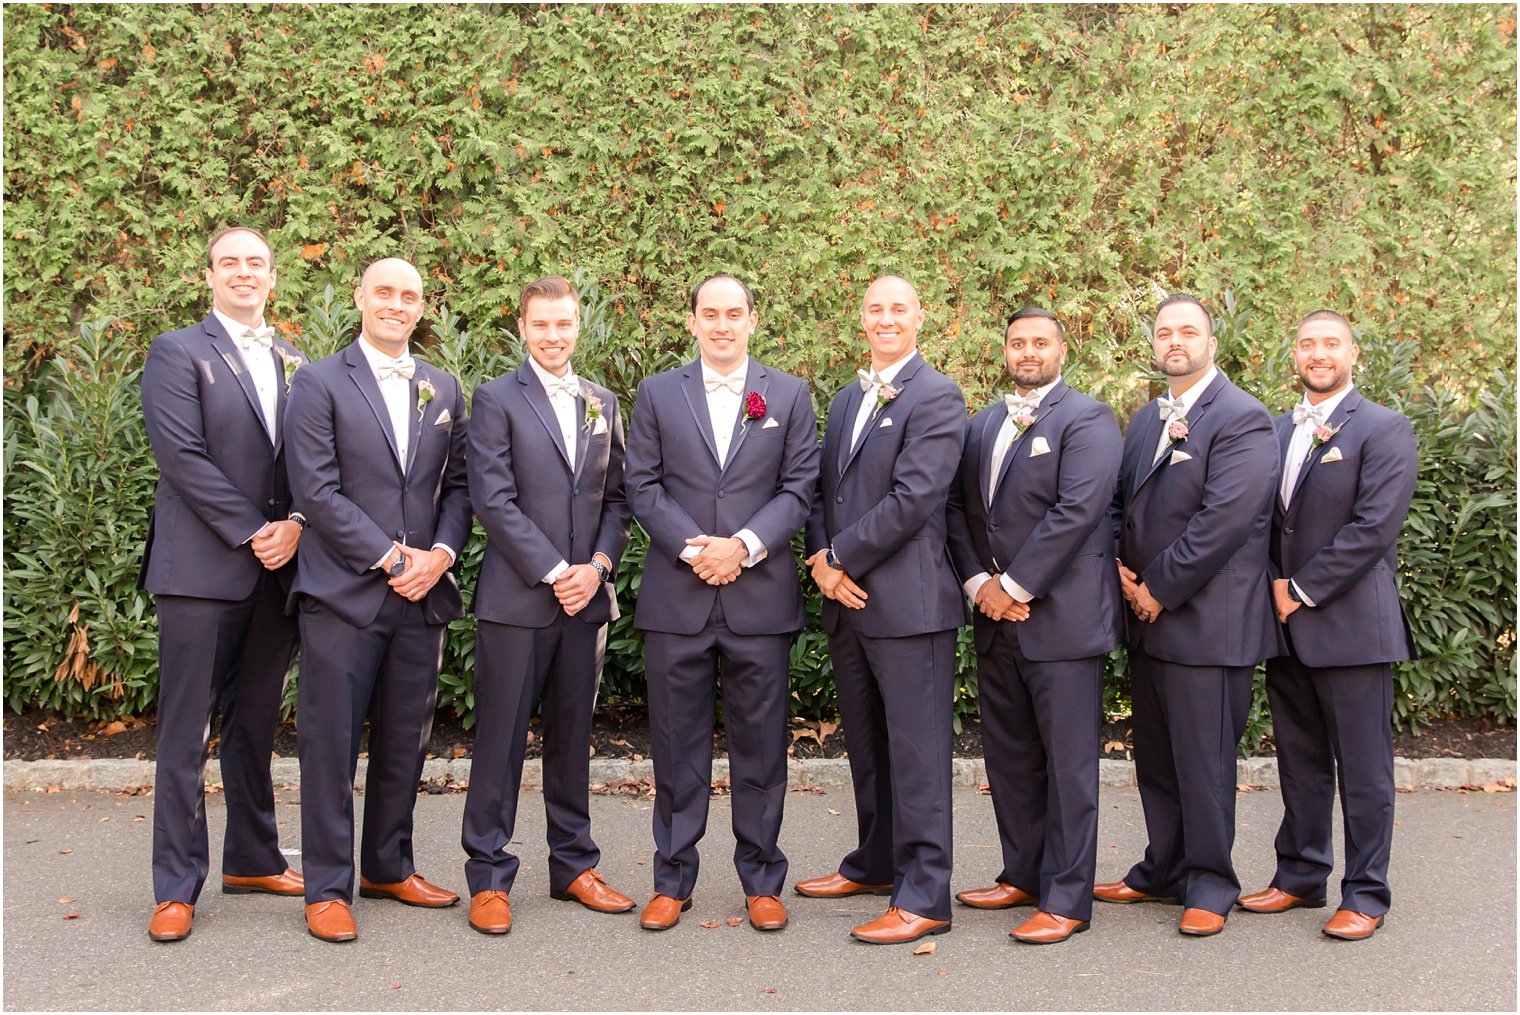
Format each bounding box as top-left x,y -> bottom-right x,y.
1236,310 -> 1417,942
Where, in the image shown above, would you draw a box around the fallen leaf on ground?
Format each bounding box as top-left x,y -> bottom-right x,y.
726,916 -> 742,927
610,738 -> 630,748
103,721 -> 126,735
1104,740 -> 1126,753
451,746 -> 467,759
58,848 -> 73,854
762,988 -> 778,994
827,808 -> 840,816
913,941 -> 936,955
58,898 -> 76,904
699,921 -> 720,928
62,913 -> 80,920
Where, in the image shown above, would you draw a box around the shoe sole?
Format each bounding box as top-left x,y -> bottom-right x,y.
1178,922 -> 1227,937
1322,916 -> 1384,941
307,928 -> 357,943
469,920 -> 511,935
850,922 -> 952,945
1094,894 -> 1180,905
222,884 -> 303,896
1011,921 -> 1090,945
957,897 -> 1036,910
549,888 -> 636,913
640,898 -> 693,930
148,929 -> 191,943
794,884 -> 894,898
1236,898 -> 1328,913
749,918 -> 789,931
359,888 -> 459,908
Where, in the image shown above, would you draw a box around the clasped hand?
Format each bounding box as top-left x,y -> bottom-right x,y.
974,577 -> 1030,622
686,535 -> 747,586
1117,559 -> 1162,623
805,549 -> 868,610
388,544 -> 453,602
250,519 -> 301,571
554,562 -> 603,617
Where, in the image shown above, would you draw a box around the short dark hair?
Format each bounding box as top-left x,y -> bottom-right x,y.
689,274 -> 754,314
1005,306 -> 1066,342
1153,292 -> 1212,336
518,275 -> 579,318
1297,309 -> 1353,336
205,226 -> 273,269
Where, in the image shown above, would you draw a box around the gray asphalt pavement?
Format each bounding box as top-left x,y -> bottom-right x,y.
3,784 -> 1514,1012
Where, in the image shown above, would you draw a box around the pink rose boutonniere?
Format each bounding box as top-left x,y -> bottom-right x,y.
416,378 -> 436,416
1013,413 -> 1037,435
276,347 -> 304,385
582,389 -> 605,434
876,383 -> 900,412
1311,423 -> 1340,450
1167,418 -> 1189,443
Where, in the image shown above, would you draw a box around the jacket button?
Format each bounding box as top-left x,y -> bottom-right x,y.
835,496 -> 844,504
988,523 -> 997,532
1126,520 -> 1134,530
717,490 -> 726,499
267,499 -> 276,507
1284,527 -> 1293,535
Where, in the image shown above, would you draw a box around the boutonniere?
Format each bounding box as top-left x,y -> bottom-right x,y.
582,388 -> 605,434
1012,413 -> 1037,436
740,391 -> 766,435
1167,418 -> 1190,444
416,378 -> 436,416
276,347 -> 304,384
875,383 -> 900,413
1310,423 -> 1340,451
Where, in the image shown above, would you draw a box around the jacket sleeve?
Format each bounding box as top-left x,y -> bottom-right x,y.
592,393 -> 633,578
431,374 -> 472,557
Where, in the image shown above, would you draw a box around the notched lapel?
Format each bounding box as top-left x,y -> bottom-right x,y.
1289,392 -> 1358,505
345,343 -> 404,474
518,364 -> 573,470
205,318 -> 274,448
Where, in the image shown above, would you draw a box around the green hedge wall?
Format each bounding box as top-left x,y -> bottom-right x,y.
4,4 -> 1515,737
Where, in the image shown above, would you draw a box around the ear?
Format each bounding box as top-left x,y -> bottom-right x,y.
685,311 -> 699,338
353,285 -> 363,310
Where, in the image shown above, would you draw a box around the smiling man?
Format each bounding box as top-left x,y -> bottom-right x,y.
284,257 -> 472,943
625,274 -> 820,932
797,276 -> 967,945
459,276 -> 634,935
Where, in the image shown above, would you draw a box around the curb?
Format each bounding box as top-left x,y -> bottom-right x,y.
4,755 -> 1515,793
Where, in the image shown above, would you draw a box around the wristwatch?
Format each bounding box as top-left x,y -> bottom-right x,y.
591,559 -> 612,583
1286,581 -> 1303,604
288,511 -> 307,531
387,550 -> 408,578
825,547 -> 845,571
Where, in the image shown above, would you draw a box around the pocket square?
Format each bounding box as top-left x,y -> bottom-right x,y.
1320,446 -> 1342,463
591,416 -> 608,436
762,416 -> 780,429
433,408 -> 452,427
878,417 -> 894,429
1029,436 -> 1051,457
1169,449 -> 1192,465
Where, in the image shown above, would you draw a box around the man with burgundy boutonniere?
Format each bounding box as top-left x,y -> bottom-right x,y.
1103,293 -> 1280,938
139,226 -> 308,942
945,307 -> 1122,945
797,276 -> 967,945
624,274 -> 819,932
1235,310 -> 1417,942
284,257 -> 471,943
459,275 -> 635,935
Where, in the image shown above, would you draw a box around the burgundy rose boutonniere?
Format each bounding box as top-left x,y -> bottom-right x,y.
740,391 -> 766,435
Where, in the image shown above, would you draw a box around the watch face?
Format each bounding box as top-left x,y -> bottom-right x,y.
389,553 -> 407,577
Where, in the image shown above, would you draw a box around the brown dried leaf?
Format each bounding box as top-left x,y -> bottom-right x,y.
827,808 -> 841,816
1104,740 -> 1126,753
58,898 -> 76,904
62,913 -> 80,920
725,916 -> 742,927
102,721 -> 127,735
699,921 -> 720,928
450,745 -> 467,759
912,941 -> 937,955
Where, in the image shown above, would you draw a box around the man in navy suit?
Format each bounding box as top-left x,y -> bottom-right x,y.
796,276 -> 967,945
1236,310 -> 1417,942
946,307 -> 1122,945
625,274 -> 819,933
285,257 -> 472,942
1100,293 -> 1280,937
460,275 -> 635,935
139,226 -> 307,942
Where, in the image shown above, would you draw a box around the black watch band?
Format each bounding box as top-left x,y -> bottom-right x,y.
288,511 -> 307,531
1286,580 -> 1303,603
387,551 -> 408,578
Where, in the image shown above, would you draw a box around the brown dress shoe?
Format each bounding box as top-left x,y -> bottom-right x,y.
746,895 -> 789,931
639,894 -> 692,931
359,872 -> 460,908
1237,886 -> 1327,913
793,872 -> 893,898
1178,907 -> 1227,936
956,882 -> 1035,910
305,900 -> 357,942
1011,910 -> 1090,945
850,907 -> 951,945
1093,880 -> 1168,904
148,901 -> 193,942
1322,909 -> 1385,941
551,868 -> 635,913
468,891 -> 513,934
222,869 -> 305,896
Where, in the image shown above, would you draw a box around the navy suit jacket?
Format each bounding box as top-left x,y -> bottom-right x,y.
468,363 -> 631,628
1272,389 -> 1418,667
947,380 -> 1123,660
285,339 -> 471,629
140,314 -> 303,601
805,353 -> 968,639
626,359 -> 820,637
1112,371 -> 1281,667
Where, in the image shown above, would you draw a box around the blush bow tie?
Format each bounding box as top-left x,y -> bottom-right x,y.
1157,393 -> 1187,423
236,326 -> 275,352
857,368 -> 889,394
375,356 -> 416,382
704,374 -> 745,395
1292,403 -> 1327,428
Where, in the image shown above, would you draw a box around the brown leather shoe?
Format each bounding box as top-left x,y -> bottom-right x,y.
359,872 -> 460,908
1322,909 -> 1385,941
1010,910 -> 1090,945
1093,880 -> 1169,904
956,882 -> 1035,910
148,901 -> 193,942
551,868 -> 635,913
468,891 -> 512,934
1178,907 -> 1227,936
746,895 -> 788,931
639,894 -> 692,931
793,871 -> 893,898
850,907 -> 951,945
305,900 -> 357,942
1237,886 -> 1327,913
222,869 -> 305,896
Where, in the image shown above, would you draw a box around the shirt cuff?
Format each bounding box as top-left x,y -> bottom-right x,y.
244,521 -> 273,546
372,546 -> 396,571
1290,578 -> 1316,608
542,560 -> 570,585
963,572 -> 993,600
679,542 -> 704,564
432,543 -> 457,565
734,529 -> 766,568
1000,573 -> 1035,604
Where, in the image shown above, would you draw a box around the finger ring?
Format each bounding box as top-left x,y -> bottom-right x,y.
273,555 -> 282,563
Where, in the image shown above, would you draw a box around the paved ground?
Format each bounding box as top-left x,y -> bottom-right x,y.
3,785 -> 1514,1012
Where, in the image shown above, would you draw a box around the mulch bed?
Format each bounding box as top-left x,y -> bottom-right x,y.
4,704 -> 1514,764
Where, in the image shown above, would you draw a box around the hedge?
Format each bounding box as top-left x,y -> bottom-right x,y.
3,4 -> 1515,738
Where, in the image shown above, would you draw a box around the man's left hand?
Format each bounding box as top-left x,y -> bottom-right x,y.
553,564 -> 602,616
686,535 -> 746,586
1131,581 -> 1163,623
251,520 -> 301,570
388,545 -> 452,602
1273,578 -> 1302,623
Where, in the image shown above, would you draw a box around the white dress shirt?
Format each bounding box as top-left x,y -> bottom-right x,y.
850,351 -> 917,451
214,308 -> 279,442
1152,364 -> 1218,464
1281,383 -> 1355,607
528,356 -> 584,585
962,377 -> 1060,606
677,357 -> 764,568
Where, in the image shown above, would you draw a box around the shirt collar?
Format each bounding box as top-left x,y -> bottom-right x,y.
1013,376 -> 1061,408
358,334 -> 412,373
1297,382 -> 1355,424
700,356 -> 750,387
212,308 -> 267,340
527,354 -> 578,393
872,350 -> 919,386
1166,364 -> 1219,414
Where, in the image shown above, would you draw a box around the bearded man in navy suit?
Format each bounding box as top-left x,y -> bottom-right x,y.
1236,310 -> 1417,942
139,226 -> 308,942
946,307 -> 1122,945
460,275 -> 635,935
796,275 -> 968,945
1100,293 -> 1281,937
625,274 -> 820,933
285,257 -> 472,942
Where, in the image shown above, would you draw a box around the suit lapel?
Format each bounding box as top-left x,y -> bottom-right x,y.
1129,400 -> 1163,494
994,380 -> 1067,499
1135,372 -> 1225,495
833,381 -> 863,477
1288,390 -> 1359,508
404,373 -> 424,475
345,341 -> 404,476
205,317 -> 274,448
679,363 -> 722,467
843,354 -> 922,476
977,407 -> 1004,507
517,363 -> 573,471
271,345 -> 289,456
1275,413 -> 1296,511
720,362 -> 766,475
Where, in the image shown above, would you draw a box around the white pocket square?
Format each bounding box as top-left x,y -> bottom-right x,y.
1029,436 -> 1051,457
591,416 -> 608,436
878,417 -> 894,429
762,417 -> 780,429
433,408 -> 452,427
1169,449 -> 1192,464
1320,446 -> 1343,463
